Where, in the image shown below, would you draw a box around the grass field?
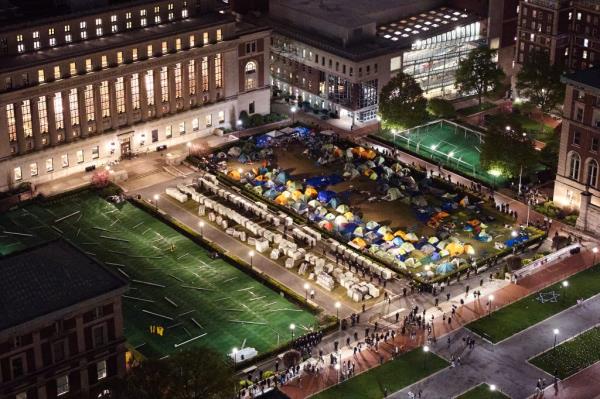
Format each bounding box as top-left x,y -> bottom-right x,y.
530,327 -> 600,380
377,120 -> 505,186
466,264 -> 600,343
456,384 -> 509,399
0,191 -> 318,359
311,348 -> 448,399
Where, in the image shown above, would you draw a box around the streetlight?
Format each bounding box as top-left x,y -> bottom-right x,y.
593,247 -> 598,265
490,384 -> 497,392
232,347 -> 238,367
236,119 -> 243,130
290,106 -> 297,124
334,363 -> 340,383
335,301 -> 341,330
186,141 -> 192,156
511,230 -> 518,238
304,283 -> 310,301
290,323 -> 295,340
562,280 -> 569,302
423,345 -> 430,369
153,194 -> 159,210
199,221 -> 204,236
249,250 -> 255,268
488,295 -> 494,316
553,328 -> 559,349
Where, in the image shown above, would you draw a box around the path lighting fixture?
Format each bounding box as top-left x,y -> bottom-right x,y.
553,328 -> 559,348
153,194 -> 159,209
304,283 -> 310,300
290,323 -> 295,340
490,385 -> 497,392
290,106 -> 297,124
249,250 -> 255,267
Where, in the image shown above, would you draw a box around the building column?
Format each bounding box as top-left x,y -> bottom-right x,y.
139,73 -> 149,122
168,64 -> 177,114
209,55 -> 217,102
153,68 -> 163,118
109,79 -> 118,129
182,60 -> 191,110
577,190 -> 592,231
93,83 -> 104,134
46,96 -> 58,146
30,97 -> 43,150
196,57 -> 204,103
62,90 -> 73,142
14,101 -> 26,154
77,87 -> 89,139
0,106 -> 11,158
124,75 -> 134,126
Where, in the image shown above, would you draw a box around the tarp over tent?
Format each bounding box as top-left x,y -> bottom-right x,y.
317,190 -> 337,203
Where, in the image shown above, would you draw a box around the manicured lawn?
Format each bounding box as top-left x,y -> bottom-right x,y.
456,384 -> 509,399
466,263 -> 600,343
457,102 -> 496,116
311,348 -> 448,399
0,191 -> 318,358
530,327 -> 600,380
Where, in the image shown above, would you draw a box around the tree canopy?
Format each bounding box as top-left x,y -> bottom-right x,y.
480,114 -> 538,181
378,72 -> 428,129
427,98 -> 456,119
102,347 -> 235,399
455,46 -> 505,105
516,51 -> 565,116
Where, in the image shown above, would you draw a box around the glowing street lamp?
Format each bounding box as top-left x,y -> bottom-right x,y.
593,247 -> 598,265
232,347 -> 238,367
304,283 -> 310,301
423,345 -> 430,369
511,230 -> 518,238
199,221 -> 205,236
236,119 -> 243,130
553,328 -> 559,349
562,280 -> 569,301
335,301 -> 341,329
490,384 -> 497,392
334,363 -> 341,383
290,106 -> 297,124
290,323 -> 296,340
153,194 -> 159,209
249,250 -> 255,268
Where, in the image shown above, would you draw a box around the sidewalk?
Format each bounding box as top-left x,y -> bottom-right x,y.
279,247 -> 595,399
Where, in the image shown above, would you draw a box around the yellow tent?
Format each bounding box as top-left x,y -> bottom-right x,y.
275,194 -> 288,205
383,232 -> 395,241
352,147 -> 366,156
344,211 -> 354,220
291,190 -> 304,201
363,149 -> 377,160
464,244 -> 475,255
394,230 -> 408,240
445,242 -> 464,256
305,187 -> 318,198
351,237 -> 367,248
228,170 -> 241,180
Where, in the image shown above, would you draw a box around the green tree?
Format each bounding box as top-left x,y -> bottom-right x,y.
427,98 -> 456,119
379,72 -> 428,129
516,51 -> 565,133
481,115 -> 538,180
455,46 -> 505,105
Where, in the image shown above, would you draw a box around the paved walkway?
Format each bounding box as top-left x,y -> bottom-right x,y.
279,248 -> 595,399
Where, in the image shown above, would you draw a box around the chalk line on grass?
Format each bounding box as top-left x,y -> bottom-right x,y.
142,309 -> 173,321
164,296 -> 179,308
168,274 -> 184,282
174,333 -> 207,348
222,277 -> 238,283
180,284 -> 215,291
178,310 -> 195,317
132,279 -> 166,288
215,297 -> 231,302
54,211 -> 80,223
190,318 -> 203,329
123,295 -> 155,303
100,235 -> 129,243
117,268 -> 130,279
3,230 -> 33,237
229,320 -> 266,325
132,221 -> 145,229
249,296 -> 266,302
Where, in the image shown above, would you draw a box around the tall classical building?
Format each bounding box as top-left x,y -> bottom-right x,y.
554,68 -> 600,232
514,0 -> 600,73
0,0 -> 271,191
0,240 -> 128,399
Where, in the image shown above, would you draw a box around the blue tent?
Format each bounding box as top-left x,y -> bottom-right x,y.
317,190 -> 337,203
328,198 -> 340,209
392,237 -> 404,246
263,188 -> 279,199
431,252 -> 441,261
306,176 -> 331,189
238,153 -> 249,163
342,223 -> 359,235
436,262 -> 456,274
255,134 -> 272,148
275,172 -> 288,185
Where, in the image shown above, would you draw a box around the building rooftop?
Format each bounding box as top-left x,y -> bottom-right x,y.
563,67 -> 600,90
0,240 -> 127,331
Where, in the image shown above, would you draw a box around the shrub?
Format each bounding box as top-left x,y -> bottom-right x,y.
239,110 -> 250,128
249,113 -> 264,127
427,98 -> 456,119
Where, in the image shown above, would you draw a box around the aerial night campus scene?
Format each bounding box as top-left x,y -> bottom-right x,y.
1,1 -> 600,399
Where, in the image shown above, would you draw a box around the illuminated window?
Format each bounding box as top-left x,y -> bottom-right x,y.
245,61 -> 257,74
33,40 -> 40,50
145,70 -> 154,105
165,125 -> 172,138
33,31 -> 39,39
96,27 -> 103,36
61,154 -> 69,168
126,21 -> 132,29
80,21 -> 86,28
49,27 -> 55,35
182,2 -> 188,18
205,114 -> 212,127
188,60 -> 196,95
65,33 -> 72,43
46,158 -> 53,172
216,29 -> 222,42
175,63 -> 182,98
176,38 -> 181,50
147,44 -> 153,57
179,121 -> 185,134
168,3 -> 174,10
14,167 -> 22,181
38,69 -> 45,83
54,93 -> 64,130
126,12 -> 131,19
100,81 -> 110,117
131,73 -> 140,110
162,41 -> 168,54
69,89 -> 79,126
154,6 -> 160,13
54,65 -> 61,80
192,117 -> 199,130
64,25 -> 70,32
203,32 -> 209,45
101,55 -> 108,68
6,104 -> 16,142
201,56 -> 209,91
92,146 -> 99,159
30,162 -> 38,177
168,12 -> 174,21
21,100 -> 32,138
84,85 -> 95,121
214,54 -> 222,89
97,360 -> 107,380
155,15 -> 161,24
116,77 -> 125,113
140,9 -> 147,26
218,110 -> 224,124
85,58 -> 92,72
117,51 -> 123,64
569,152 -> 581,180
132,48 -> 138,61
245,77 -> 256,90
69,62 -> 77,75
189,35 -> 195,47
38,96 -> 48,133
49,37 -> 56,47
160,66 -> 168,102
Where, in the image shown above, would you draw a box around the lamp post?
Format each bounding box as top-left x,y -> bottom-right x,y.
236,119 -> 243,130
335,301 -> 341,330
553,328 -> 559,349
423,345 -> 429,369
304,283 -> 310,301
199,221 -> 204,237
490,384 -> 497,393
488,295 -> 494,316
187,141 -> 192,156
232,347 -> 238,368
593,247 -> 598,265
334,363 -> 340,383
290,106 -> 297,124
562,280 -> 569,302
249,250 -> 255,268
153,194 -> 159,210
290,323 -> 295,340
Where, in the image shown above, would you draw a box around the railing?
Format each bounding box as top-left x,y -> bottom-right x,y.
512,243 -> 581,280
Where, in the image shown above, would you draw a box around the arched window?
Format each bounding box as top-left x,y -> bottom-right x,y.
586,158 -> 599,187
568,151 -> 581,181
245,61 -> 257,74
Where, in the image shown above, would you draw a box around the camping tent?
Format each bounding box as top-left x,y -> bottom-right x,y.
336,204 -> 350,213
445,242 -> 464,256
275,194 -> 288,205
228,147 -> 242,157
366,221 -> 380,230
228,170 -> 241,180
317,190 -> 336,203
353,226 -> 365,237
334,215 -> 348,226
386,187 -> 402,201
351,237 -> 367,249
305,187 -> 318,198
436,262 -> 456,274
275,172 -> 288,184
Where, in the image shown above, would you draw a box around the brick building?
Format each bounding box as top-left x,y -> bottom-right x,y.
0,240 -> 128,399
554,68 -> 600,233
0,0 -> 271,192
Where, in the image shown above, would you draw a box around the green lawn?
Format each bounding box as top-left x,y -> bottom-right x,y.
456,384 -> 509,399
311,348 -> 448,399
530,327 -> 600,380
466,264 -> 600,343
456,102 -> 496,116
0,191 -> 318,359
